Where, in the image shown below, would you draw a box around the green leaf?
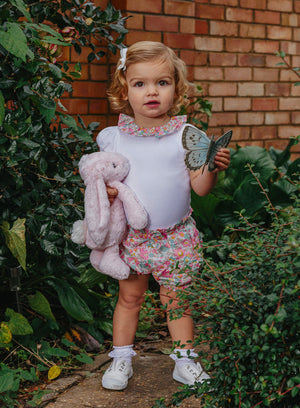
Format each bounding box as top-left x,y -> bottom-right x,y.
40,98 -> 56,110
275,307 -> 287,322
41,36 -> 71,46
291,386 -> 299,398
39,239 -> 61,256
230,146 -> 276,186
10,0 -> 32,21
75,126 -> 94,142
58,113 -> 78,129
26,23 -> 64,40
276,50 -> 286,58
48,63 -> 63,79
75,353 -> 94,364
47,348 -> 71,357
69,71 -> 81,79
5,308 -> 33,336
192,191 -> 220,222
0,372 -> 14,393
48,280 -> 94,323
1,218 -> 26,270
98,320 -> 113,335
233,175 -> 269,215
0,89 -> 4,126
20,368 -> 38,382
28,291 -> 56,322
39,97 -> 56,123
58,113 -> 93,142
109,23 -> 128,34
19,139 -> 41,149
270,178 -> 297,206
61,338 -> 76,348
73,62 -> 81,72
0,23 -> 28,62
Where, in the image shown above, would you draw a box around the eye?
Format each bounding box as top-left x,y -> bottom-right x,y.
134,81 -> 144,88
159,80 -> 168,86
112,162 -> 117,168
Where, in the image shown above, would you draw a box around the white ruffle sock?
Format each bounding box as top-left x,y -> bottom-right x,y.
169,348 -> 198,366
170,348 -> 210,385
108,344 -> 136,362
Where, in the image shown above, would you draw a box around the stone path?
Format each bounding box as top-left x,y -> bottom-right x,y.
41,350 -> 202,408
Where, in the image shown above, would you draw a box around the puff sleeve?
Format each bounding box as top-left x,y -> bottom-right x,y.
96,127 -> 118,152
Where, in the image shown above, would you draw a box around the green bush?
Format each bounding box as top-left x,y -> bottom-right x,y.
195,203 -> 299,407
0,0 -> 127,330
154,189 -> 299,408
0,0 -> 127,404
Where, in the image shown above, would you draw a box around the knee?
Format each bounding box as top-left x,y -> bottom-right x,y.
118,291 -> 145,311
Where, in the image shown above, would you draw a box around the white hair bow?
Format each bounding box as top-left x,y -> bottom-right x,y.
117,47 -> 127,71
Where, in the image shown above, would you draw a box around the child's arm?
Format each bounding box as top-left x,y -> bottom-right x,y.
190,148 -> 231,196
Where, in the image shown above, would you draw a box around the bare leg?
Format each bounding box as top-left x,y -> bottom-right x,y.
160,286 -> 210,386
113,274 -> 149,346
160,285 -> 194,349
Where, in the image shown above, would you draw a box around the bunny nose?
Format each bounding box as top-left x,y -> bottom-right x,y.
112,163 -> 117,168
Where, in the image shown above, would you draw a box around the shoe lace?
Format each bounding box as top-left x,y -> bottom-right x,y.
117,361 -> 128,373
185,364 -> 203,378
108,359 -> 130,374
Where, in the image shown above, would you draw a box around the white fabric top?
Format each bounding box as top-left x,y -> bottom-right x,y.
96,117 -> 191,230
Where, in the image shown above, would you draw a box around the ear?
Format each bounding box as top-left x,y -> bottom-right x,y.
84,175 -> 110,246
78,154 -> 89,182
122,91 -> 128,101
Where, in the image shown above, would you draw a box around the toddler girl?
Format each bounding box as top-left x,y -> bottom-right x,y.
97,41 -> 231,390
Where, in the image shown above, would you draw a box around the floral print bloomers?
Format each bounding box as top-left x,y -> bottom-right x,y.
120,215 -> 203,291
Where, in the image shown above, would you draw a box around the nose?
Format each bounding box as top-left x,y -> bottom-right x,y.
147,83 -> 158,95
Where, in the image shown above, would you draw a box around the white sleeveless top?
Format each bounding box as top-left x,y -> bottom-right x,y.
96,114 -> 191,230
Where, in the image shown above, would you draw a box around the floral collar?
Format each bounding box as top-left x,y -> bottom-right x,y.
118,113 -> 187,138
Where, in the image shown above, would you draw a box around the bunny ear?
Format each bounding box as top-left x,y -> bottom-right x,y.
84,175 -> 110,246
78,155 -> 89,180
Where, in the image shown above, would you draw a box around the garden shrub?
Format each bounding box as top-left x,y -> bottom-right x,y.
0,0 -> 127,330
154,192 -> 299,408
0,0 -> 127,404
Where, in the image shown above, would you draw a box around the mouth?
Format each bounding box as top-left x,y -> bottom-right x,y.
145,100 -> 160,107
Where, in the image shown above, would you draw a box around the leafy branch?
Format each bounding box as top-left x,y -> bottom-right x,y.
276,50 -> 300,85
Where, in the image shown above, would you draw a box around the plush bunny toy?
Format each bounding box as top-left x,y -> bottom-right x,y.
71,151 -> 148,280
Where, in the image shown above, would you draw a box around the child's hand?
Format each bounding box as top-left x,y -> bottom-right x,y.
214,148 -> 231,172
106,186 -> 118,205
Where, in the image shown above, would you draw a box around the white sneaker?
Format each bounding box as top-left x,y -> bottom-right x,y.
102,359 -> 133,390
173,362 -> 210,385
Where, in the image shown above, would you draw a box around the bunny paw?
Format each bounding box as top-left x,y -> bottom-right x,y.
71,220 -> 87,245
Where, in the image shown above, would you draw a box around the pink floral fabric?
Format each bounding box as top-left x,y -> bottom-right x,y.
118,113 -> 187,138
120,216 -> 203,291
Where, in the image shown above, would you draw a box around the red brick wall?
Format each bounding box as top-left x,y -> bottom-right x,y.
62,0 -> 300,158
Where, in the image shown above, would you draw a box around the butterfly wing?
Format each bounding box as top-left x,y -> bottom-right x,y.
207,130 -> 232,172
182,125 -> 211,171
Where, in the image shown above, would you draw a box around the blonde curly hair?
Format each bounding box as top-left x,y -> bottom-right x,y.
107,41 -> 191,117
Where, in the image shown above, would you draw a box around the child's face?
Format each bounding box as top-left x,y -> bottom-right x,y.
124,59 -> 176,128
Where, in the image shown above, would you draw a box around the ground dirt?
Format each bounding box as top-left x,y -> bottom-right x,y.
37,337 -> 205,408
